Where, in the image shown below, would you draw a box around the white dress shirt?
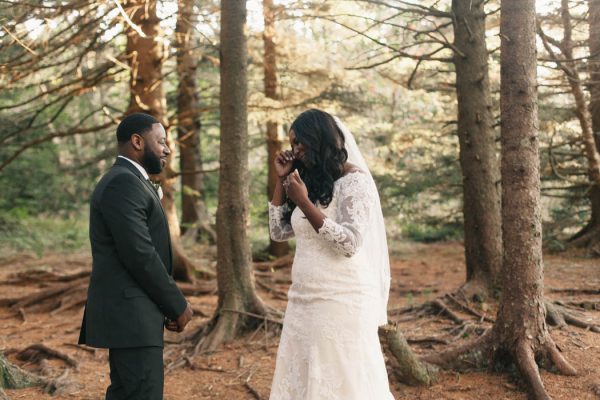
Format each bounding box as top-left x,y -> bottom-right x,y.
118,155 -> 149,180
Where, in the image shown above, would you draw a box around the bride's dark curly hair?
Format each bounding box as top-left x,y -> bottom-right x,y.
284,109 -> 348,222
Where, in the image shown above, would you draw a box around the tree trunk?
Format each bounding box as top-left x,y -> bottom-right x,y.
263,0 -> 289,257
424,3 -> 577,398
125,0 -> 194,281
199,0 -> 266,351
176,0 -> 206,238
495,2 -> 577,396
452,0 -> 502,300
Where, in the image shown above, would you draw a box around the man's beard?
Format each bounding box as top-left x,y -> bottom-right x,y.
142,144 -> 163,174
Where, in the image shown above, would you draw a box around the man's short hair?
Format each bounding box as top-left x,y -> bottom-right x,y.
116,113 -> 160,143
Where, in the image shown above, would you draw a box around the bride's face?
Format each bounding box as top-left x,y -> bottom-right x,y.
289,129 -> 307,164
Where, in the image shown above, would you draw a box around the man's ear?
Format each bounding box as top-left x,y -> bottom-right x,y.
131,133 -> 144,151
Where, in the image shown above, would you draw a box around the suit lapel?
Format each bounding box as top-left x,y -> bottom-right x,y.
139,178 -> 174,274
113,158 -> 173,274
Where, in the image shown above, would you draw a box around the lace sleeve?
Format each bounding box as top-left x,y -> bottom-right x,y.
268,202 -> 295,242
317,173 -> 374,257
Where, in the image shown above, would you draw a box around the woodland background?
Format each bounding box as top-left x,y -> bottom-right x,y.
0,0 -> 599,399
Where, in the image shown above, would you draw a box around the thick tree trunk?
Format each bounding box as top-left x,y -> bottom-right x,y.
263,0 -> 289,257
125,0 -> 194,281
199,0 -> 266,351
176,0 -> 206,237
495,2 -> 576,396
425,4 -> 577,399
452,0 -> 502,299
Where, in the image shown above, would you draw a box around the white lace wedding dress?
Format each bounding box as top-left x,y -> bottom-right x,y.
268,171 -> 394,400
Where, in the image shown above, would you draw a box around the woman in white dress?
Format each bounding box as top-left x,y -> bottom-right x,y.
268,109 -> 394,400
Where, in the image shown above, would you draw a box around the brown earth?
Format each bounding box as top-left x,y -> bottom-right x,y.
0,241 -> 599,400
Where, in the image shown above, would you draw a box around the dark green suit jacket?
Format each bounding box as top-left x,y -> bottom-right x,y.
79,157 -> 187,349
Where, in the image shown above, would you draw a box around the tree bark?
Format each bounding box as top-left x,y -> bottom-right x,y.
176,0 -> 206,237
451,0 -> 502,299
263,0 -> 289,257
199,0 -> 266,351
495,2 -> 576,396
379,325 -> 438,386
425,3 -> 578,399
124,0 -> 194,281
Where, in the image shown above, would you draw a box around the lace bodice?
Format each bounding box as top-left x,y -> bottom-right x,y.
268,171 -> 394,399
268,171 -> 375,258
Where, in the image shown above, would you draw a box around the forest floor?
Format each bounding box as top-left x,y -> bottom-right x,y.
0,241 -> 599,400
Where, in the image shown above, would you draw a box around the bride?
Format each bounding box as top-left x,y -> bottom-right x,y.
268,109 -> 394,399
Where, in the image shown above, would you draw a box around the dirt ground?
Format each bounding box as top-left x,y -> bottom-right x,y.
0,241 -> 599,400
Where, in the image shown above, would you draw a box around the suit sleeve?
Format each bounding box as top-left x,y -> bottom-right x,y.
100,173 -> 188,320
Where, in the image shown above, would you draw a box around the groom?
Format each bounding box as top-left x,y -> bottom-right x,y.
79,113 -> 193,400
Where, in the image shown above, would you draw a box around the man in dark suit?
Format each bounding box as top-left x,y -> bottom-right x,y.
79,113 -> 193,400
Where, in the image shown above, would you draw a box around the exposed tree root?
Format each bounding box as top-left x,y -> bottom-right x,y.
430,299 -> 465,325
420,329 -> 577,400
457,279 -> 497,303
172,241 -> 215,282
390,292 -> 599,338
444,293 -> 495,323
406,336 -> 449,346
549,287 -> 600,295
545,301 -> 600,333
448,322 -> 487,340
4,276 -> 89,315
420,329 -> 493,371
177,280 -> 217,296
195,307 -> 279,353
562,299 -> 600,311
165,304 -> 281,372
5,345 -> 78,371
253,255 -> 293,272
514,341 -> 550,400
0,351 -> 44,390
0,268 -> 218,316
388,291 -> 497,330
255,278 -> 288,301
2,269 -> 89,286
567,224 -> 600,253
379,324 -> 438,386
0,351 -> 64,396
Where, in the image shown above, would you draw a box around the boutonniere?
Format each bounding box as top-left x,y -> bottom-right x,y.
148,179 -> 164,200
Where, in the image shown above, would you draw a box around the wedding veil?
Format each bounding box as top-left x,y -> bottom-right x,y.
334,116 -> 391,326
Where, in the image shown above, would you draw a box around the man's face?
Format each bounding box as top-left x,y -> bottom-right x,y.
142,123 -> 170,174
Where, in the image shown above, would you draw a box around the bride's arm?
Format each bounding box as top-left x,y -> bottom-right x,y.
316,173 -> 374,257
268,178 -> 295,241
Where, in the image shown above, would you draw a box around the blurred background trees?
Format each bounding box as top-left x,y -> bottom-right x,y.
1,0 -> 599,264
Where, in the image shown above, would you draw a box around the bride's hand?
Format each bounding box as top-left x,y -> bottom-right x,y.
285,170 -> 309,206
275,150 -> 295,178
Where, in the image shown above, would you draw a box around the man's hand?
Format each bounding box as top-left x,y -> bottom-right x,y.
165,318 -> 179,332
170,301 -> 193,332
